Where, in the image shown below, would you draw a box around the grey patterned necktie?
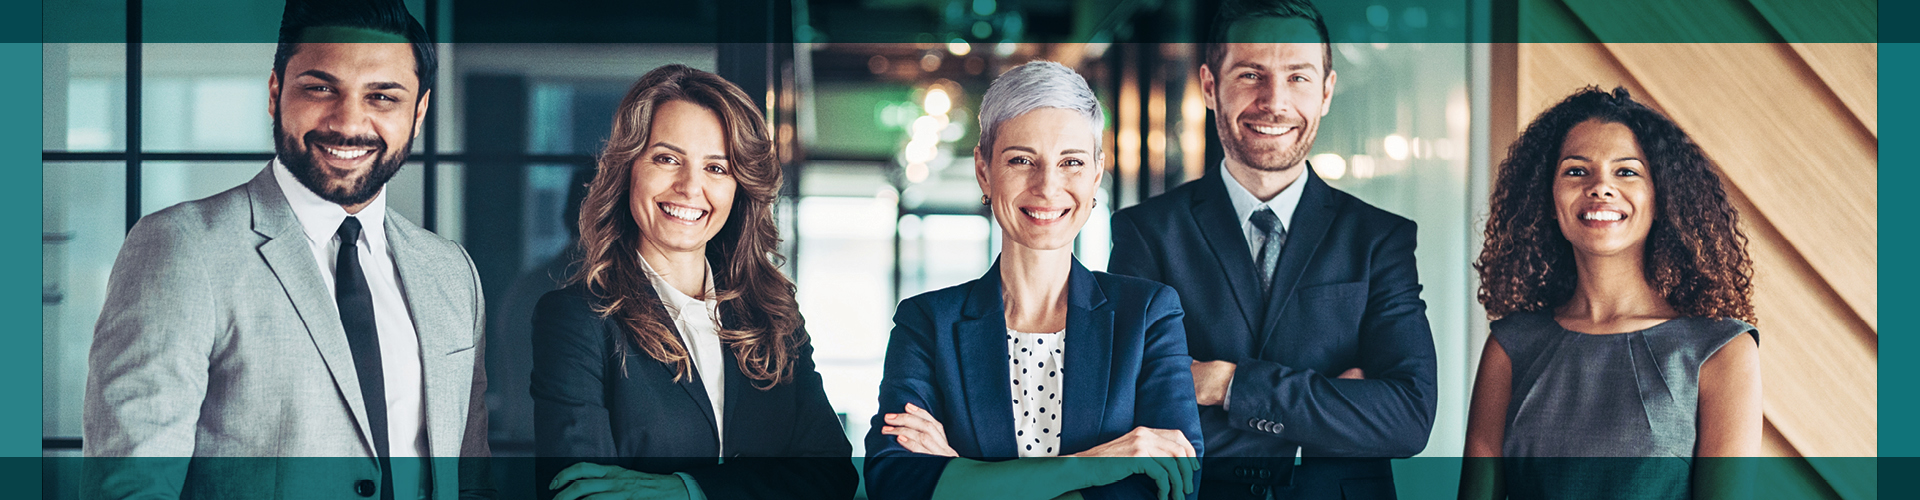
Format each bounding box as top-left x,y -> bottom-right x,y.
1250,208 -> 1286,294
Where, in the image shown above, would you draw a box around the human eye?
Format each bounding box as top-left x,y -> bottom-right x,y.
705,163 -> 728,174
1288,74 -> 1311,83
1062,158 -> 1085,168
303,85 -> 334,94
1561,165 -> 1588,177
1008,157 -> 1034,167
653,153 -> 680,165
1238,71 -> 1262,81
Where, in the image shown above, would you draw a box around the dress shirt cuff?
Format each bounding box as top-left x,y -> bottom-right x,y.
673,472 -> 709,500
1223,375 -> 1234,411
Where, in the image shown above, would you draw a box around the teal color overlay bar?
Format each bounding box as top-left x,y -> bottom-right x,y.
4,41 -> 45,500
1885,43 -> 1914,459
39,0 -> 1876,43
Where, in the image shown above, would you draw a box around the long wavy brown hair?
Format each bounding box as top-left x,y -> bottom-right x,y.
573,64 -> 805,388
1476,86 -> 1754,323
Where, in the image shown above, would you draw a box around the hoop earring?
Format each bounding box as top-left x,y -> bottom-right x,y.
981,194 -> 991,205
1093,198 -> 1100,208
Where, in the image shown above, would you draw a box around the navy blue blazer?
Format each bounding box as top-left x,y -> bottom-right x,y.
863,259 -> 1205,500
530,283 -> 857,500
1110,166 -> 1437,498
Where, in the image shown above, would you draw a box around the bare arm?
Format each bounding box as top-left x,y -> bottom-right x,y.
1458,336 -> 1510,500
1693,332 -> 1760,500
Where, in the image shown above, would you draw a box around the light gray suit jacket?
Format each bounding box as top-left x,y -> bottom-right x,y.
84,165 -> 492,499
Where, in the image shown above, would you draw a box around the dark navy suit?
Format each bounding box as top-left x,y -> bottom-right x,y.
863,259 -> 1204,500
530,284 -> 857,500
1109,166 -> 1437,500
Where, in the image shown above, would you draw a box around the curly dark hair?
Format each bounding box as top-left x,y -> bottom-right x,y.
1476,86 -> 1754,323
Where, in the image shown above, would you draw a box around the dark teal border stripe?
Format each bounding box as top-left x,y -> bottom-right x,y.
4,41 -> 45,500
1883,43 -> 1911,458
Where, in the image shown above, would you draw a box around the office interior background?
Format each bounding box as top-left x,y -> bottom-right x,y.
41,0 -> 1875,498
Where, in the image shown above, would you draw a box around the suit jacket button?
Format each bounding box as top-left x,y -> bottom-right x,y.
354,479 -> 376,497
1258,469 -> 1272,479
1271,423 -> 1284,434
1249,484 -> 1267,496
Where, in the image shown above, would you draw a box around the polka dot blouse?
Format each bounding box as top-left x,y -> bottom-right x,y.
1007,329 -> 1064,457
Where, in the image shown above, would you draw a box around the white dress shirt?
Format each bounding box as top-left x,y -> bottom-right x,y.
636,255 -> 727,453
271,159 -> 429,500
1220,161 -> 1308,259
1217,161 -> 1308,413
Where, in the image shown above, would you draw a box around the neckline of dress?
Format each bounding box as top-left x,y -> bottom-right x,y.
1550,314 -> 1682,336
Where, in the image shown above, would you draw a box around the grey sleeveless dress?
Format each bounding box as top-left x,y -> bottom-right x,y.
1491,311 -> 1757,499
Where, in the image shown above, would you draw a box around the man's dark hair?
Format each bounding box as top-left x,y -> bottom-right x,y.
273,0 -> 437,97
1203,0 -> 1333,78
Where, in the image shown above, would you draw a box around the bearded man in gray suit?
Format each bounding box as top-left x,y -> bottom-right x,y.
83,1 -> 490,499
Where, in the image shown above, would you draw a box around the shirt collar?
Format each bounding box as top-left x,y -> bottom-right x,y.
636,253 -> 719,318
1220,160 -> 1308,231
271,157 -> 390,249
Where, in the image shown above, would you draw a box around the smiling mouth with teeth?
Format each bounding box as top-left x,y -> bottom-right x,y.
1580,211 -> 1626,221
1247,124 -> 1297,136
661,203 -> 709,222
321,146 -> 373,160
1021,208 -> 1069,221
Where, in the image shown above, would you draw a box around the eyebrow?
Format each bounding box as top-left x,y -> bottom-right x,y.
1227,61 -> 1319,73
648,141 -> 726,161
295,69 -> 411,92
1560,155 -> 1644,163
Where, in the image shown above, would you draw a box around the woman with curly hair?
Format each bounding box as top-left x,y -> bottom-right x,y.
530,65 -> 856,500
1460,87 -> 1760,499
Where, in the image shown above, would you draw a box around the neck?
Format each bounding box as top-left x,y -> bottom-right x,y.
997,239 -> 1073,333
1561,249 -> 1672,324
1224,157 -> 1305,201
639,243 -> 709,299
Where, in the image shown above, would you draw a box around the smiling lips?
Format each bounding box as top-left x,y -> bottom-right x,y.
1578,209 -> 1628,227
1020,207 -> 1070,224
1246,123 -> 1298,137
660,202 -> 710,223
320,146 -> 374,161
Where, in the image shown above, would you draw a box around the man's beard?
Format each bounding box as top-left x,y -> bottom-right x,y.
1216,106 -> 1318,173
273,117 -> 410,207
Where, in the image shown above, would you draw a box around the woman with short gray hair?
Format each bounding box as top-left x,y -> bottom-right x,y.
864,61 -> 1205,500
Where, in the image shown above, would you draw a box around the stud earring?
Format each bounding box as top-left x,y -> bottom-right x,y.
981,194 -> 991,205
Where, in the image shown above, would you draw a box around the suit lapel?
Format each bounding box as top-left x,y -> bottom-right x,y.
1257,167 -> 1338,351
667,295 -> 723,454
386,212 -> 466,460
245,165 -> 380,460
1188,173 -> 1265,337
1058,261 -> 1112,454
957,263 -> 1018,458
720,345 -> 747,457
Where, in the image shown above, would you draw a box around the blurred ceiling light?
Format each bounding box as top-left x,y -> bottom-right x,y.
1312,153 -> 1346,180
920,53 -> 943,72
948,40 -> 972,57
1410,137 -> 1423,159
1366,5 -> 1389,28
867,55 -> 890,74
973,0 -> 996,16
996,42 -> 1018,56
972,21 -> 993,39
923,88 -> 953,116
1351,154 -> 1376,179
905,138 -> 938,164
1383,134 -> 1408,161
905,162 -> 930,183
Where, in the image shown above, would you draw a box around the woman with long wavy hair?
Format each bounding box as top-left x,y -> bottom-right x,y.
1460,87 -> 1760,500
531,64 -> 855,500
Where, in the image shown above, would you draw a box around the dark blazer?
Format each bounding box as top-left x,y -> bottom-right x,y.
530,283 -> 857,500
863,259 -> 1204,500
1109,166 -> 1438,499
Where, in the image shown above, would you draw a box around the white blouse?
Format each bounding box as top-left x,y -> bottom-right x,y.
638,255 -> 726,455
1007,329 -> 1065,457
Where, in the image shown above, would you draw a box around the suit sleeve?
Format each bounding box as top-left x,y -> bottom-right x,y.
683,333 -> 859,500
460,250 -> 497,499
1107,210 -> 1162,284
1225,219 -> 1438,457
82,212 -> 212,499
861,297 -> 958,500
1081,285 -> 1204,500
530,289 -> 619,497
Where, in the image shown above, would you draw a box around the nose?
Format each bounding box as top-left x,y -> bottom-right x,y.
322,95 -> 375,138
670,163 -> 704,196
1030,163 -> 1068,197
1586,175 -> 1618,199
1257,79 -> 1290,115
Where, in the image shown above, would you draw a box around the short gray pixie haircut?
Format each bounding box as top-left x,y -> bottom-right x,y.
976,61 -> 1106,155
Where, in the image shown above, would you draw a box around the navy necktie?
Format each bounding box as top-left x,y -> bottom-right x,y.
1250,208 -> 1287,294
336,217 -> 394,500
